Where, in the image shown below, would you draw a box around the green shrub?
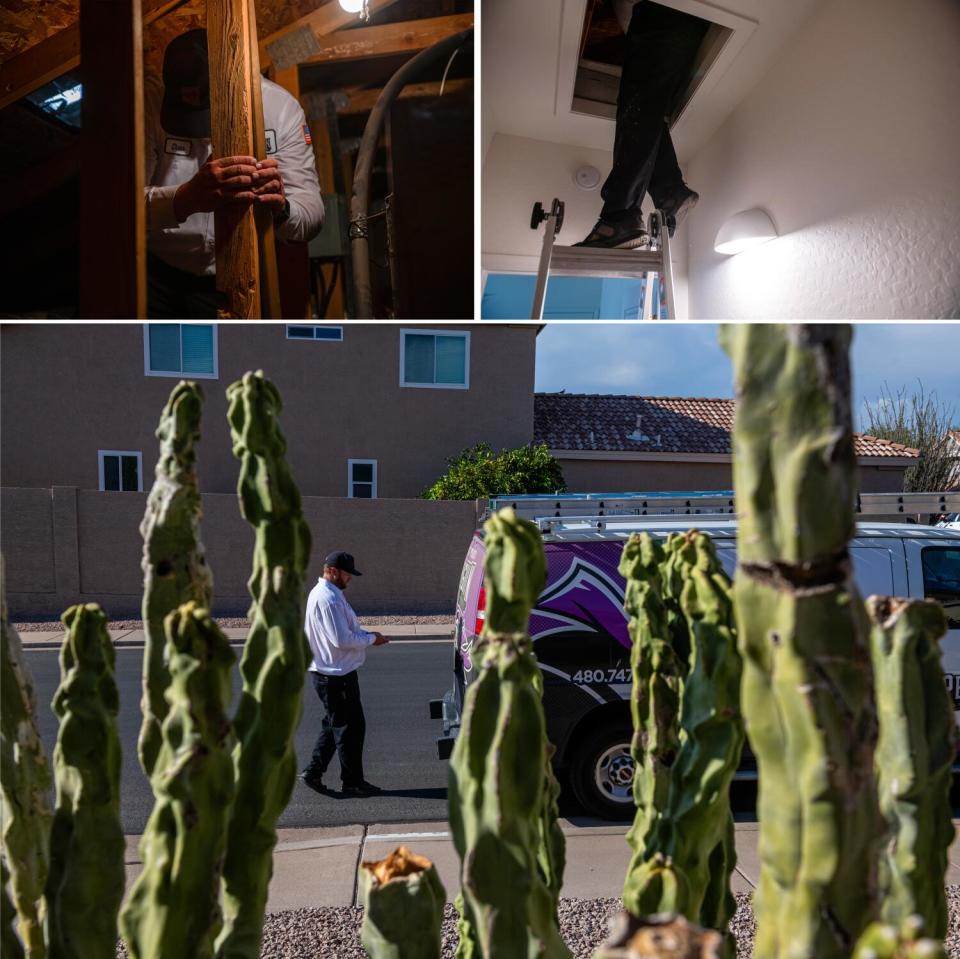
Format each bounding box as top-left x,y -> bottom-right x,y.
421,443 -> 566,500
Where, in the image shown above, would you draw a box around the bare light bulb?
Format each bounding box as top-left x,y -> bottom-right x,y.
338,0 -> 364,11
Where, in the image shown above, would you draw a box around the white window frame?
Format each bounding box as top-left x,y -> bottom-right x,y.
399,328 -> 470,390
143,323 -> 219,379
98,450 -> 144,492
286,325 -> 344,342
347,459 -> 378,499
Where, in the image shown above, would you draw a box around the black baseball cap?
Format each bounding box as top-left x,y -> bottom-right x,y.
325,551 -> 363,576
161,28 -> 211,139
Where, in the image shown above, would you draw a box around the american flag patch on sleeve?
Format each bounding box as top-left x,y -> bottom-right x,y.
303,125 -> 312,145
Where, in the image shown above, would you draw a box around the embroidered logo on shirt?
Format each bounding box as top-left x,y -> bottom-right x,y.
302,125 -> 312,145
164,137 -> 192,157
265,129 -> 278,155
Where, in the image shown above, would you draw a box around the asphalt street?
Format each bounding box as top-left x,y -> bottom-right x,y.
23,637 -> 456,833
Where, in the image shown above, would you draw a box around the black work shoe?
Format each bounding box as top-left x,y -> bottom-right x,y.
660,188 -> 699,237
574,217 -> 649,249
341,780 -> 383,798
299,771 -> 331,795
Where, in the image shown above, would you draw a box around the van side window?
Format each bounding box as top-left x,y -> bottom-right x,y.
849,546 -> 895,598
921,547 -> 960,629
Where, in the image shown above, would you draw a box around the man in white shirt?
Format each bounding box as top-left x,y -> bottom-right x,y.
576,0 -> 708,249
144,28 -> 325,317
301,550 -> 389,798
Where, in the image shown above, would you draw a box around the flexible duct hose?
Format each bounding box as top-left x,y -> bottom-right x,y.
350,28 -> 473,318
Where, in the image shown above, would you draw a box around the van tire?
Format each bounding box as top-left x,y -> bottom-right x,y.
568,721 -> 636,821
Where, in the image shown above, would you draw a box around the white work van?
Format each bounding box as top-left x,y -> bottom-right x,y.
431,491 -> 960,820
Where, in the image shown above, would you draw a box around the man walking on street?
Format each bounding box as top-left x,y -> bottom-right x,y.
301,551 -> 389,798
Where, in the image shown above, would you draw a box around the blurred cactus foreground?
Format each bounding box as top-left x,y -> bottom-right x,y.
721,324 -> 954,959
448,507 -> 570,959
359,846 -> 447,959
1,371 -> 312,959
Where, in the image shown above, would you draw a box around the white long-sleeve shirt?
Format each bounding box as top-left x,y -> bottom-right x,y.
144,75 -> 325,276
304,578 -> 376,676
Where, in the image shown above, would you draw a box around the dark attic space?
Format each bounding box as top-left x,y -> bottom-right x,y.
0,0 -> 474,319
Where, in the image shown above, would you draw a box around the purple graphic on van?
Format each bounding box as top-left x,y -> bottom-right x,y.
530,542 -> 630,650
457,537 -> 632,675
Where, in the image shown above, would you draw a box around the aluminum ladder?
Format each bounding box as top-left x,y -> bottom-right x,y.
528,198 -> 676,321
488,490 -> 960,522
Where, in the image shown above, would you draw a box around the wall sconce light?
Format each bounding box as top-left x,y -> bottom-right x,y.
714,208 -> 778,255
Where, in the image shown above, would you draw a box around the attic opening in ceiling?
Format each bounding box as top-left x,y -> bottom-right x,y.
574,0 -> 731,123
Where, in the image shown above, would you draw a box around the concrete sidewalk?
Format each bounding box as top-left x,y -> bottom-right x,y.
16,623 -> 456,649
119,820 -> 960,913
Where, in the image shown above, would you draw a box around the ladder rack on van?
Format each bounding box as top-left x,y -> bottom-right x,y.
487,490 -> 960,522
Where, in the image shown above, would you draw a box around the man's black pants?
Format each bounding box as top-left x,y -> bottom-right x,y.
147,254 -> 224,319
600,2 -> 711,220
305,670 -> 366,786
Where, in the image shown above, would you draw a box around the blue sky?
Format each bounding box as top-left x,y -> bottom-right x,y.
534,323 -> 960,430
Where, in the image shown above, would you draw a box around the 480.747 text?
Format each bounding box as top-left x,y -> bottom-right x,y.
570,668 -> 629,685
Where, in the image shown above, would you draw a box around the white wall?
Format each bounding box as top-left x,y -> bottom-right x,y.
482,133 -> 690,318
686,0 -> 960,319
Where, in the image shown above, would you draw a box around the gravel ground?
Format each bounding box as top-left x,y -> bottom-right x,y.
14,614 -> 454,632
255,896 -> 757,958
115,887 -> 960,957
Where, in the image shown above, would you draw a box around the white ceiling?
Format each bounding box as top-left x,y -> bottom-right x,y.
481,0 -> 828,164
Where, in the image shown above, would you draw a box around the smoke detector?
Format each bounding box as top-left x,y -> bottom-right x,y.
574,166 -> 602,191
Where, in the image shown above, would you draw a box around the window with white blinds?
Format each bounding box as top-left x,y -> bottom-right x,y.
144,324 -> 218,378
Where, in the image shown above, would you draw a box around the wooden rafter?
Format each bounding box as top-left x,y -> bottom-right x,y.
300,13 -> 473,66
208,0 -> 264,318
78,0 -> 146,318
337,77 -> 471,115
258,0 -> 403,70
0,0 -> 189,111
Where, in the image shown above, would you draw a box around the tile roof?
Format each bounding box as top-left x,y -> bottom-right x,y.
533,394 -> 920,459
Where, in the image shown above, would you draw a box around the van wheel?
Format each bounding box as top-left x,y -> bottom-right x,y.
569,722 -> 636,821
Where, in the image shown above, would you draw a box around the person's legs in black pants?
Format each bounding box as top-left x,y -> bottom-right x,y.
147,254 -> 223,318
304,671 -> 367,787
599,3 -> 709,222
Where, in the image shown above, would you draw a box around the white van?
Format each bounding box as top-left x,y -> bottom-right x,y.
431,492 -> 960,819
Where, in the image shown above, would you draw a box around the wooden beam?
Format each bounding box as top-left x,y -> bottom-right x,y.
208,0 -> 262,318
79,0 -> 146,318
259,0 -> 403,71
0,0 -> 188,111
338,77 -> 472,115
246,0 -> 281,318
300,14 -> 473,66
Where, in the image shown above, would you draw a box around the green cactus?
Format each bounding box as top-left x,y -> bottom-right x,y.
448,508 -> 569,959
2,859 -> 25,959
138,380 -> 212,778
215,371 -> 312,959
119,603 -> 236,959
867,596 -> 955,938
624,532 -> 744,943
359,846 -> 447,959
721,324 -> 881,959
482,507 -> 547,634
593,911 -> 723,959
43,604 -> 124,959
453,891 -> 478,959
618,533 -> 685,917
1,560 -> 52,959
852,916 -> 946,959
